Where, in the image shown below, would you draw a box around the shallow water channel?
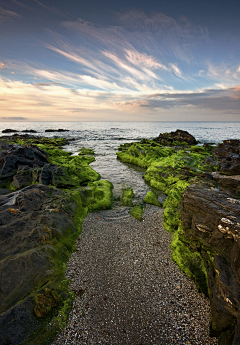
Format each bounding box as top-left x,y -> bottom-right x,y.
65,138 -> 165,207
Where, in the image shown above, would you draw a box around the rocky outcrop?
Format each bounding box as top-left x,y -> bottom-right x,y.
181,184 -> 240,344
0,144 -> 48,183
0,137 -> 113,344
154,129 -> 197,145
212,172 -> 240,194
0,144 -> 83,189
213,140 -> 240,175
0,184 -> 81,345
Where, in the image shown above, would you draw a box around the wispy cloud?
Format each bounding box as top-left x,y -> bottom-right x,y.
199,62 -> 240,85
45,15 -> 191,91
10,0 -> 31,10
115,10 -> 208,61
32,0 -> 67,17
0,6 -> 20,22
0,63 -> 5,69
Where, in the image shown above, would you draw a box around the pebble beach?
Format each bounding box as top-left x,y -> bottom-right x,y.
53,205 -> 218,345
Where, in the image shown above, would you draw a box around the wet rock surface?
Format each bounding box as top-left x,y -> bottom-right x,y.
181,185 -> 240,344
213,139 -> 240,175
54,206 -> 217,345
154,129 -> 197,145
0,143 -> 48,185
0,184 -> 79,345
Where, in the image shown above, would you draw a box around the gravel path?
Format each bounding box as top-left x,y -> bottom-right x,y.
54,205 -> 218,345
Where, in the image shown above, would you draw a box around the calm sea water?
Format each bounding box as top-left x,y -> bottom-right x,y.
1,121 -> 240,201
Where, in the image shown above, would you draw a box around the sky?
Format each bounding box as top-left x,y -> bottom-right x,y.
1,0 -> 240,121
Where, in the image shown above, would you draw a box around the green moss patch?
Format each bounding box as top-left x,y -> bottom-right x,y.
129,204 -> 144,221
78,147 -> 95,155
171,227 -> 208,296
117,140 -> 174,168
143,191 -> 161,207
122,188 -> 134,206
80,180 -> 113,212
7,136 -> 69,148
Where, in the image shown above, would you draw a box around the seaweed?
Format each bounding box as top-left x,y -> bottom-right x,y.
78,147 -> 95,155
143,191 -> 162,207
129,204 -> 144,221
122,188 -> 134,206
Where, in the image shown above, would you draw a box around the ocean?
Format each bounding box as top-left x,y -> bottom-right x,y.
1,121 -> 240,201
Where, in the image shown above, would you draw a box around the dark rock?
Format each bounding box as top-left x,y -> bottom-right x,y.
212,172 -> 240,192
0,144 -> 48,186
12,165 -> 33,189
205,155 -> 217,166
220,154 -> 240,175
45,129 -> 69,132
21,129 -> 37,133
39,163 -> 74,187
2,129 -> 18,133
154,129 -> 197,145
0,297 -> 39,345
0,184 -> 80,345
181,184 -> 240,343
213,140 -> 240,175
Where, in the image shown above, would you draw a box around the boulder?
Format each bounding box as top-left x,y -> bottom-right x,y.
181,184 -> 240,344
154,129 -> 197,145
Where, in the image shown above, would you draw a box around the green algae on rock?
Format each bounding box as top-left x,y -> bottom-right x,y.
121,187 -> 134,206
143,190 -> 161,207
129,204 -> 144,221
78,147 -> 95,155
117,140 -> 174,168
80,180 -> 113,212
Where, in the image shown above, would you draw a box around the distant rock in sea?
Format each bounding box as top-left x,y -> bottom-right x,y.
22,129 -> 37,133
45,129 -> 69,132
2,129 -> 18,133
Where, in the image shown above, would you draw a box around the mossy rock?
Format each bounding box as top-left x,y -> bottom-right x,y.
171,228 -> 208,296
122,188 -> 134,206
80,180 -> 113,212
143,191 -> 162,207
78,147 -> 95,155
129,204 -> 144,221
